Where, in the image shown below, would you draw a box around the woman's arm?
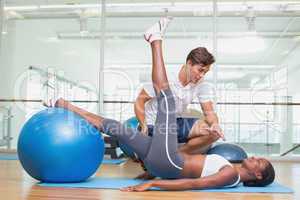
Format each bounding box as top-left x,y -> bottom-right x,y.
135,171 -> 156,180
121,166 -> 239,192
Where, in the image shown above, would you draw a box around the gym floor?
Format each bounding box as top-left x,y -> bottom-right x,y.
0,158 -> 299,200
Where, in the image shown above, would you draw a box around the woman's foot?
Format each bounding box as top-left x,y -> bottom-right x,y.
54,98 -> 71,109
144,16 -> 173,43
43,98 -> 70,109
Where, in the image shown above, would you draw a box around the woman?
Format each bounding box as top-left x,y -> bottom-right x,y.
48,17 -> 275,192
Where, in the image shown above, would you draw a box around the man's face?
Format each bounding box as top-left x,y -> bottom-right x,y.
188,61 -> 211,83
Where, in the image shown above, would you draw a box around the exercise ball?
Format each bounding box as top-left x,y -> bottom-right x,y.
123,116 -> 139,129
207,143 -> 248,163
17,108 -> 105,183
119,117 -> 139,159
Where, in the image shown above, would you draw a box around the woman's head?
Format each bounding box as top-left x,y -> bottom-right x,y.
185,47 -> 215,83
242,157 -> 275,187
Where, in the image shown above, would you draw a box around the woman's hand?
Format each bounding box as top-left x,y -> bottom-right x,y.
120,182 -> 153,192
135,171 -> 156,180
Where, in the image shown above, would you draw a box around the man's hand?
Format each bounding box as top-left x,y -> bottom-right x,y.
209,124 -> 225,141
140,122 -> 148,135
121,182 -> 153,192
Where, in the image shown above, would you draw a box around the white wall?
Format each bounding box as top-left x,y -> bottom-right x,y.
1,19 -> 103,149
280,44 -> 300,144
281,44 -> 300,99
0,21 -> 24,150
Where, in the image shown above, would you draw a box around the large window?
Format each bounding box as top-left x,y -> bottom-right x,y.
0,1 -> 300,156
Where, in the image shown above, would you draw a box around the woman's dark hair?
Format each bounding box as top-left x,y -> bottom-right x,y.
186,47 -> 215,66
243,161 -> 275,187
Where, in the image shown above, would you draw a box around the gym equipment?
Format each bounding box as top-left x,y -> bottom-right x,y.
123,116 -> 139,130
207,143 -> 248,163
0,106 -> 13,149
119,117 -> 139,159
176,117 -> 198,143
280,144 -> 300,156
102,159 -> 126,165
104,135 -> 123,159
17,108 -> 105,183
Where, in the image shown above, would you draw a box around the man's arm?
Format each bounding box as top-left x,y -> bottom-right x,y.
134,89 -> 152,133
121,166 -> 239,191
178,135 -> 216,154
201,101 -> 218,126
201,101 -> 225,140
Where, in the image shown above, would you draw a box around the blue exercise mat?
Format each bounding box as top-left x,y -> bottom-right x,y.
0,154 -> 18,160
39,177 -> 293,193
102,159 -> 127,165
0,154 -> 126,165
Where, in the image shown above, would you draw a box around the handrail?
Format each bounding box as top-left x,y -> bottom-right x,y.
0,106 -> 12,149
29,66 -> 97,94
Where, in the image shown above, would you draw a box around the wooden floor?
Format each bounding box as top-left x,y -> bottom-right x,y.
0,159 -> 299,200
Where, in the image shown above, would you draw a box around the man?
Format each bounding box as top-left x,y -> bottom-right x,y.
135,18 -> 224,156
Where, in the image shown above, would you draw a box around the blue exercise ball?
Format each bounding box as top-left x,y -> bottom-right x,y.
207,143 -> 248,163
119,117 -> 139,159
17,108 -> 105,183
124,117 -> 139,129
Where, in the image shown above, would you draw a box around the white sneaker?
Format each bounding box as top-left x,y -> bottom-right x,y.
42,98 -> 59,107
144,16 -> 173,43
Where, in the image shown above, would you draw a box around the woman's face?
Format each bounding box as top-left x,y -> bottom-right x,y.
187,61 -> 211,84
242,156 -> 269,176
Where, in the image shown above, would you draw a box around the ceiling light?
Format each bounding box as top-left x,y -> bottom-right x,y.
4,2 -> 300,13
39,4 -> 99,9
108,3 -> 172,7
285,3 -> 300,11
245,6 -> 256,32
218,65 -> 275,69
294,36 -> 300,42
4,6 -> 39,11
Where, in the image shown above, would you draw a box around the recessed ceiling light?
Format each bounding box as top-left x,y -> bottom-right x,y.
281,50 -> 290,55
294,36 -> 300,42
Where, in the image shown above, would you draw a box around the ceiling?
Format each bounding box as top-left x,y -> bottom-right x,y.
1,0 -> 300,86
3,0 -> 300,19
